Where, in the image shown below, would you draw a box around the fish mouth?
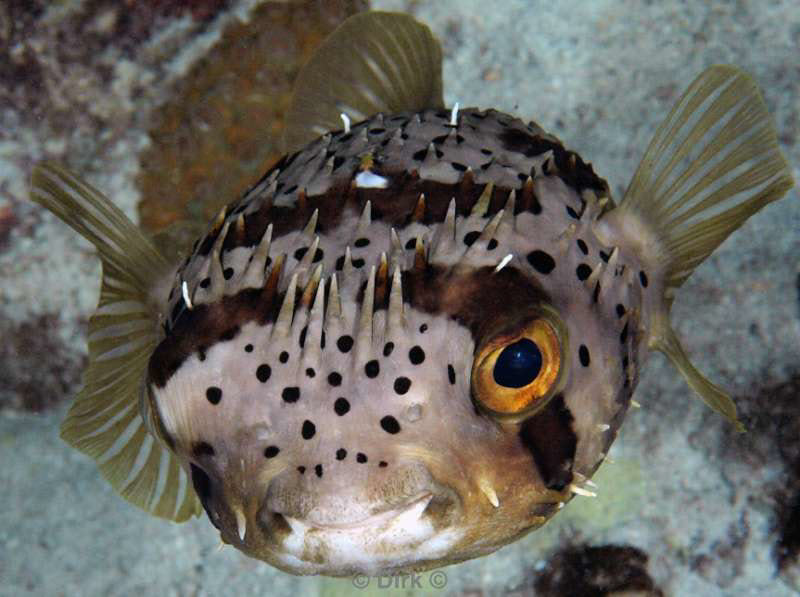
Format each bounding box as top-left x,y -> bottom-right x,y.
284,492 -> 434,532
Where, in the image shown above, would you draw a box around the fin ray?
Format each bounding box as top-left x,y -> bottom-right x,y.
618,65 -> 793,290
282,12 -> 444,152
29,163 -> 200,522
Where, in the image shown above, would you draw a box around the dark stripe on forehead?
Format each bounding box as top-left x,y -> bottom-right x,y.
192,107 -> 609,258
401,264 -> 551,342
149,277 -> 292,388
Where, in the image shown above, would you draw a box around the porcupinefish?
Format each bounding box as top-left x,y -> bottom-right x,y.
29,11 -> 793,576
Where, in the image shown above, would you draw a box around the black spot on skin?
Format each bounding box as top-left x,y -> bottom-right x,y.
301,419 -> 315,440
412,147 -> 428,161
194,442 -> 215,457
198,348 -> 206,362
419,324 -> 428,333
599,250 -> 610,263
592,282 -> 601,303
620,322 -> 629,344
264,445 -> 280,458
380,415 -> 401,434
256,364 -> 271,383
206,387 -> 222,405
487,238 -> 498,251
579,345 -> 590,367
306,367 -> 315,378
328,372 -> 342,386
200,277 -> 211,289
299,326 -> 307,348
297,466 -> 306,474
577,239 -> 588,255
394,377 -> 411,395
639,270 -> 649,288
463,230 -> 480,246
315,464 -> 323,478
409,346 -> 425,365
356,453 -> 368,463
616,303 -> 626,318
576,263 -> 592,281
448,364 -> 456,385
354,237 -> 370,248
451,161 -> 468,172
404,238 -> 416,250
245,344 -> 253,353
379,461 -> 388,467
527,250 -> 556,274
566,205 -> 580,219
334,397 -> 350,415
279,351 -> 289,363
383,342 -> 395,356
293,247 -> 308,260
518,394 -> 576,490
352,258 -> 366,268
282,387 -> 300,403
365,360 -> 380,378
335,255 -> 345,270
337,335 -> 354,353
336,448 -> 347,460
223,267 -> 234,280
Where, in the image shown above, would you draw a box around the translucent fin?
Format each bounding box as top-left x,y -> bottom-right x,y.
618,65 -> 793,291
652,322 -> 745,432
282,11 -> 444,153
29,163 -> 201,521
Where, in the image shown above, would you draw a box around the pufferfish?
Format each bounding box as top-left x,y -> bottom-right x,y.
29,11 -> 792,576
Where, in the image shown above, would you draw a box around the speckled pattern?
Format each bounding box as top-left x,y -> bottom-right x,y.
1,0 -> 798,595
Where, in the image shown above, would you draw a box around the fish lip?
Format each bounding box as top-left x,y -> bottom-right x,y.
284,492 -> 434,532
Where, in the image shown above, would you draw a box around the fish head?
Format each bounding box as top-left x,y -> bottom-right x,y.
141,115 -> 641,575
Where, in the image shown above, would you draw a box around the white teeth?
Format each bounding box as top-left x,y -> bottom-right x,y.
478,479 -> 499,508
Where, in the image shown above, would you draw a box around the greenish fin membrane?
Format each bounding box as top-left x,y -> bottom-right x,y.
29,163 -> 201,521
282,11 -> 445,153
615,65 -> 794,430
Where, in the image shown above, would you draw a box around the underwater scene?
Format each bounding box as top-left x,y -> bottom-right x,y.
1,1 -> 799,595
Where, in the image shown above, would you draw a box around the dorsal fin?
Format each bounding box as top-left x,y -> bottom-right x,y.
282,11 -> 444,153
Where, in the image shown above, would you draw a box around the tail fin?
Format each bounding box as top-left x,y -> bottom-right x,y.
30,164 -> 201,521
614,66 -> 794,430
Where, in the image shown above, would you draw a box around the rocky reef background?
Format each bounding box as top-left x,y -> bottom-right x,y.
1,1 -> 798,595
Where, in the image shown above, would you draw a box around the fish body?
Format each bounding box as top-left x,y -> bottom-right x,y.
29,12 -> 793,577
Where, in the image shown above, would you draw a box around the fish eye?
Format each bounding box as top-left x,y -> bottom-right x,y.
471,310 -> 566,422
493,338 -> 542,388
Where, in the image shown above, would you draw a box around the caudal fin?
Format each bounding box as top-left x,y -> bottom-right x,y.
30,164 -> 201,521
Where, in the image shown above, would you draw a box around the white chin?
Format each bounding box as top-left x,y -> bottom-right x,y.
277,493 -> 463,574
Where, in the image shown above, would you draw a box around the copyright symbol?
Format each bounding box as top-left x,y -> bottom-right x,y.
352,573 -> 370,589
429,570 -> 447,589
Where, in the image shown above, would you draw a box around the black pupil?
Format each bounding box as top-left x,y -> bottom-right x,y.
493,338 -> 542,388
